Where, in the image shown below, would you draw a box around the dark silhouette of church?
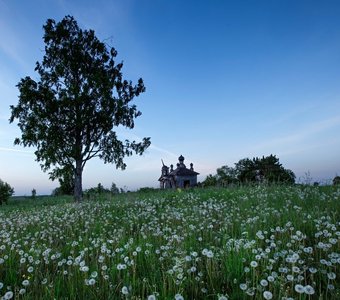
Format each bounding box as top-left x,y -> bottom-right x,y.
158,155 -> 199,189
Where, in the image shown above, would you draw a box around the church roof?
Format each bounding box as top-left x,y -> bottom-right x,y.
159,155 -> 199,182
169,168 -> 199,176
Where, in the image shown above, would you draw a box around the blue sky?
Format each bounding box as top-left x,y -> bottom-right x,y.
1,0 -> 340,195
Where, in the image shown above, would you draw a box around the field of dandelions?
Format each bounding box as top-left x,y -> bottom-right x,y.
0,185 -> 339,300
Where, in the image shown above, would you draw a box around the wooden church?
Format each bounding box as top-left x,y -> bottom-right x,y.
158,155 -> 199,189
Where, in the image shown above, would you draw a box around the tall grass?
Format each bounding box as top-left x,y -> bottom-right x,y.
0,185 -> 339,299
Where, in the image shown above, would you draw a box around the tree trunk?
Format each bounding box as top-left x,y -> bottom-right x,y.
74,159 -> 83,202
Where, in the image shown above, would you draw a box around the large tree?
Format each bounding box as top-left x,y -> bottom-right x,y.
216,165 -> 238,186
0,179 -> 14,205
10,16 -> 151,202
235,155 -> 295,184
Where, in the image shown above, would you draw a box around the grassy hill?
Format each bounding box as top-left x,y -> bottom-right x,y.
0,185 -> 339,299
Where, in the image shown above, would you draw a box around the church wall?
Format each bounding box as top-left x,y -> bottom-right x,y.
175,175 -> 197,188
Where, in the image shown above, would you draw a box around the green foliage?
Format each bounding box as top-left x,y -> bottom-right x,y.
52,165 -> 74,196
9,15 -> 150,202
333,176 -> 340,185
0,186 -> 339,299
83,183 -> 115,200
0,179 -> 14,205
110,182 -> 120,194
31,188 -> 36,199
202,174 -> 218,187
137,187 -> 157,193
205,154 -> 296,187
216,165 -> 238,186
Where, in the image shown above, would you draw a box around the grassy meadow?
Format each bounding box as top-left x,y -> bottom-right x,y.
0,185 -> 339,299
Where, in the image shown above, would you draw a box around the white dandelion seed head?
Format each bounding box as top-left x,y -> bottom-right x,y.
19,288 -> 26,295
174,294 -> 184,300
327,272 -> 336,280
250,261 -> 258,268
22,279 -> 30,286
304,285 -> 315,295
260,279 -> 268,287
295,284 -> 304,294
3,291 -> 14,299
263,291 -> 273,299
121,286 -> 129,295
27,266 -> 34,273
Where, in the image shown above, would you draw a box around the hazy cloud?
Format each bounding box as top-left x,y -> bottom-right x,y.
0,19 -> 28,69
0,147 -> 34,155
251,115 -> 340,154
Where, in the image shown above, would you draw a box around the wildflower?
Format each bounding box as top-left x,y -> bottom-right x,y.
121,286 -> 129,295
239,283 -> 247,291
0,282 -> 3,289
260,279 -> 268,287
263,291 -> 273,299
22,279 -> 30,286
246,288 -> 255,296
91,271 -> 98,278
286,274 -> 294,281
294,284 -> 304,294
88,278 -> 96,285
117,263 -> 126,270
3,291 -> 14,299
218,294 -> 229,300
304,285 -> 315,295
27,266 -> 34,273
148,295 -> 157,300
19,288 -> 26,295
250,261 -> 258,268
174,294 -> 184,300
327,272 -> 336,280
292,266 -> 300,273
101,265 -> 108,271
206,250 -> 214,258
80,266 -> 89,272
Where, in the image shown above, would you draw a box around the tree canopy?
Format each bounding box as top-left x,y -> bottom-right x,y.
10,16 -> 150,202
202,154 -> 296,186
0,179 -> 14,205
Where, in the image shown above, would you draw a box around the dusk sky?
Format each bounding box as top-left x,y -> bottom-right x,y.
1,0 -> 340,195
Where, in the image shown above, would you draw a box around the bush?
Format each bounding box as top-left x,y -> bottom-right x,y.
333,176 -> 340,185
31,188 -> 37,199
137,187 -> 157,193
0,179 -> 14,205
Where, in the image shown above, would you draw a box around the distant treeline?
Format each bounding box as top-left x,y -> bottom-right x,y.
201,154 -> 296,187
